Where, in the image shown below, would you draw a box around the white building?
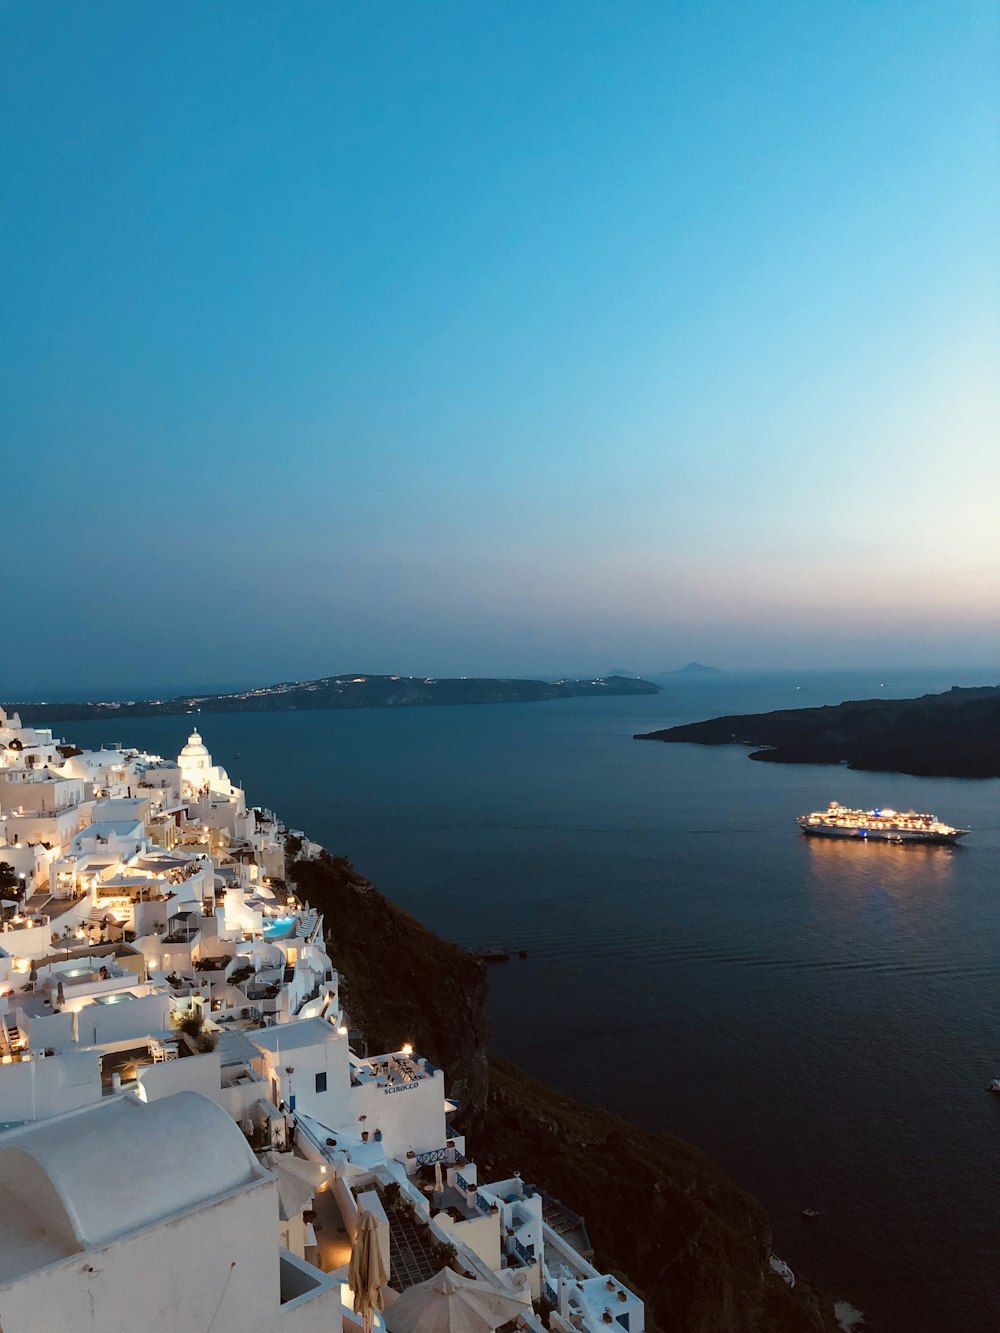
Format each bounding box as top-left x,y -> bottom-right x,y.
0,1091 -> 342,1332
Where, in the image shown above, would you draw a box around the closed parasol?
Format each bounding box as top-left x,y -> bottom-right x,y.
348,1208 -> 388,1333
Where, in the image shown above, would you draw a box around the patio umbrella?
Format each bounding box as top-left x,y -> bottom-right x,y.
56,980 -> 65,1008
348,1208 -> 387,1333
385,1267 -> 527,1333
433,1160 -> 444,1194
261,1150 -> 328,1191
261,1154 -> 317,1221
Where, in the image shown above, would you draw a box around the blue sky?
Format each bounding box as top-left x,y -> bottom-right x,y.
3,1 -> 998,693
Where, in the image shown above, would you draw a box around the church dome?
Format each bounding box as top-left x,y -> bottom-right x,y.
179,729 -> 210,760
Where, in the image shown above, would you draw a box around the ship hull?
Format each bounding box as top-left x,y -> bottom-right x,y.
799,824 -> 966,844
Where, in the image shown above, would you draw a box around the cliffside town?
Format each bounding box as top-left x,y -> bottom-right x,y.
0,707 -> 838,1333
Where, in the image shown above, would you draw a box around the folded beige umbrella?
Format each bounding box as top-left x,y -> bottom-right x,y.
349,1209 -> 388,1333
385,1267 -> 526,1333
267,1159 -> 316,1221
261,1150 -> 329,1190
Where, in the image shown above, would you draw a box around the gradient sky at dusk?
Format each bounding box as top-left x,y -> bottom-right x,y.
3,1 -> 998,693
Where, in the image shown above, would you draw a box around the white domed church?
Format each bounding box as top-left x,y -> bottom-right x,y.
178,728 -> 212,795
176,728 -> 245,814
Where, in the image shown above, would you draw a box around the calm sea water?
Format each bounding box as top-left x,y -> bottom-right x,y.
58,669 -> 1000,1333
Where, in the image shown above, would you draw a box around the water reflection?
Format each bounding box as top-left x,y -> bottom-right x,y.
803,835 -> 956,900
799,835 -> 965,993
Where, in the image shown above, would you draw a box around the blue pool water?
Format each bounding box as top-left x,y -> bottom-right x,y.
263,918 -> 296,940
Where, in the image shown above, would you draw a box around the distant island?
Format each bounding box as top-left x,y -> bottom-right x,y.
668,661 -> 724,677
13,673 -> 660,725
635,683 -> 1000,779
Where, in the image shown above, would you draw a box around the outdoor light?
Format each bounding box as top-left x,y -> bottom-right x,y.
401,1042 -> 413,1057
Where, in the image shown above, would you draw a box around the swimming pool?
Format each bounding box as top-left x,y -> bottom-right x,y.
263,918 -> 296,941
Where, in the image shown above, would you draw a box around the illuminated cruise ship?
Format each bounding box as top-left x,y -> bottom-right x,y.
797,801 -> 968,844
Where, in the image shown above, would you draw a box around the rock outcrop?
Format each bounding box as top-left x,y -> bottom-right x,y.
636,683 -> 1000,778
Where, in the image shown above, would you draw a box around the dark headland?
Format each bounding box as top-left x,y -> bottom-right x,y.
13,672 -> 659,725
635,683 -> 1000,779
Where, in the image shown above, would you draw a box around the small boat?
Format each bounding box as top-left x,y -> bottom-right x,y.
988,1078 -> 1000,1094
470,946 -> 510,962
800,1208 -> 820,1221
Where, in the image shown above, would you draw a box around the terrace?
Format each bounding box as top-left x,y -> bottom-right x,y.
0,913 -> 49,934
100,1034 -> 190,1090
350,1049 -> 438,1090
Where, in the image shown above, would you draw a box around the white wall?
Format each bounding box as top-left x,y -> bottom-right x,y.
0,1177 -> 281,1333
346,1070 -> 447,1160
255,1030 -> 352,1130
0,920 -> 52,965
0,1051 -> 102,1124
434,1210 -> 501,1273
17,1009 -> 75,1053
136,1051 -> 224,1107
219,1070 -> 269,1124
75,992 -> 171,1046
2,807 -> 84,855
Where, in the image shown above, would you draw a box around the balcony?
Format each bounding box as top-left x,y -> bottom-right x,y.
1,914 -> 50,934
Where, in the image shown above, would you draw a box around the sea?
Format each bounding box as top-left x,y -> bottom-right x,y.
52,667 -> 1000,1333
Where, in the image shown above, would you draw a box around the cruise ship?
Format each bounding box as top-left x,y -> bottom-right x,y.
797,801 -> 968,844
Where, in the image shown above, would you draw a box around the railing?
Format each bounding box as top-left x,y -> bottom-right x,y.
544,1280 -> 558,1306
295,1115 -> 330,1157
296,1114 -> 351,1166
413,1146 -> 450,1167
512,1236 -> 534,1266
475,1193 -> 492,1217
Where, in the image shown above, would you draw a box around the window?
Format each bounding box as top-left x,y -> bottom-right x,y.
315,1071 -> 327,1094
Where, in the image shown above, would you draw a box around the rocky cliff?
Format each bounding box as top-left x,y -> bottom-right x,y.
291,853 -> 839,1333
291,854 -> 490,1116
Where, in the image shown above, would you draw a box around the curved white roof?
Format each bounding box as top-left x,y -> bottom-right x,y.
179,729 -> 210,760
0,1092 -> 264,1268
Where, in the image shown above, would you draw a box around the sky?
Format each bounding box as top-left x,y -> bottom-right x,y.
3,1 -> 998,695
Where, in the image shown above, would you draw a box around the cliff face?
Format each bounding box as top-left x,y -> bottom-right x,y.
291,853 -> 489,1115
479,1058 -> 836,1333
292,853 -> 838,1333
